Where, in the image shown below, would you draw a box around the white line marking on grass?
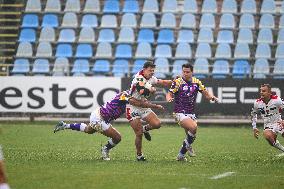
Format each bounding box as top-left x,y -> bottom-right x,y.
209,172 -> 235,180
275,153 -> 284,157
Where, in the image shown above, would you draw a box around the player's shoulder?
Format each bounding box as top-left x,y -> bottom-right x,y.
256,98 -> 263,103
119,91 -> 131,101
191,77 -> 202,84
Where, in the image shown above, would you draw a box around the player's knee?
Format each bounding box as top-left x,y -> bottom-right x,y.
151,120 -> 161,129
113,135 -> 121,144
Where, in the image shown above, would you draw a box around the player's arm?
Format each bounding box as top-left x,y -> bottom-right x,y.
129,98 -> 164,110
136,81 -> 156,96
166,91 -> 174,102
276,97 -> 284,129
201,90 -> 218,103
156,79 -> 172,88
251,102 -> 259,139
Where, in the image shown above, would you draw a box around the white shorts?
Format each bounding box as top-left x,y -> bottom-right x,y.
0,145 -> 3,160
174,113 -> 197,124
89,108 -> 111,132
264,123 -> 284,135
126,104 -> 154,121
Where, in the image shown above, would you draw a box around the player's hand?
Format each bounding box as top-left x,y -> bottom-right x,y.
150,87 -> 156,94
211,96 -> 219,103
155,105 -> 164,111
253,128 -> 259,139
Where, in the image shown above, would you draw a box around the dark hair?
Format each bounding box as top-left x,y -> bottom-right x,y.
143,60 -> 156,69
261,83 -> 271,90
182,63 -> 193,72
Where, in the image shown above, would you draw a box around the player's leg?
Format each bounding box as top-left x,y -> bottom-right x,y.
263,129 -> 284,152
0,147 -> 10,189
130,119 -> 146,161
142,111 -> 161,141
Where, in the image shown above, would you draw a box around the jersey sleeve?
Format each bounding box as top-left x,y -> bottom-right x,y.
150,76 -> 158,85
275,97 -> 284,110
192,77 -> 206,92
119,92 -> 132,104
169,77 -> 182,94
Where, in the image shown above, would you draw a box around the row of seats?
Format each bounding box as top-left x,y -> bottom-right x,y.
19,27 -> 284,45
12,58 -> 284,79
25,0 -> 283,14
16,41 -> 284,59
21,12 -> 284,29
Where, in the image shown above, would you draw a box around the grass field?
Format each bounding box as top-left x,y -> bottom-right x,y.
0,121 -> 284,189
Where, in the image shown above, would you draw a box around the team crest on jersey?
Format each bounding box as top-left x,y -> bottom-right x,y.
258,107 -> 265,114
183,85 -> 188,91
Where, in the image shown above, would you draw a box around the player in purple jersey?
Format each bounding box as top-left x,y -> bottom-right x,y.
166,63 -> 218,161
54,91 -> 164,160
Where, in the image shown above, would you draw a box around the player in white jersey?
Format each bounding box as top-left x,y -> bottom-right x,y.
0,131 -> 11,189
126,60 -> 172,161
251,84 -> 284,153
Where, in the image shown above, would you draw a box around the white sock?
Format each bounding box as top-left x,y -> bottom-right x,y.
80,123 -> 87,132
273,140 -> 284,152
0,183 -> 11,189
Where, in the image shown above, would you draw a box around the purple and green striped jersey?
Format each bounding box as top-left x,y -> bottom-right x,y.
100,91 -> 131,123
169,76 -> 206,114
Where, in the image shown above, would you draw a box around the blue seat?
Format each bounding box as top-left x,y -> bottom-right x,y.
78,27 -> 95,43
95,42 -> 112,58
135,42 -> 152,58
132,59 -> 145,74
219,14 -> 235,29
22,14 -> 39,28
137,29 -> 155,43
118,27 -> 135,43
157,29 -> 174,44
257,28 -> 273,44
183,0 -> 198,13
237,28 -> 253,44
216,30 -> 234,43
277,29 -> 284,44
212,60 -> 230,79
58,29 -> 76,42
123,0 -> 139,13
162,0 -> 178,13
97,29 -> 115,42
239,14 -> 255,29
273,59 -> 284,79
143,0 -> 158,12
221,0 -> 237,13
275,44 -> 284,59
92,60 -> 110,75
195,43 -> 211,58
19,29 -> 36,42
232,60 -> 251,79
255,44 -> 271,59
197,28 -> 213,43
112,59 -> 129,77
32,59 -> 50,75
103,0 -> 119,13
45,0 -> 61,12
177,30 -> 194,43
155,44 -> 172,58
261,0 -> 276,14
81,14 -> 98,28
61,12 -> 78,28
259,14 -> 274,29
121,13 -> 137,28
100,15 -> 117,28
42,14 -> 59,27
140,13 -> 157,28
84,0 -> 100,13
199,13 -> 215,28
241,0 -> 256,13
202,0 -> 217,13
253,58 -> 269,79
215,43 -> 231,59
53,57 -> 69,76
154,58 -> 170,78
180,13 -> 196,29
64,0 -> 80,12
172,60 -> 187,77
39,27 -> 55,42
25,0 -> 41,12
280,15 -> 284,29
36,42 -> 52,57
194,58 -> 209,78
12,59 -> 30,75
160,13 -> 176,28
75,44 -> 93,58
72,59 -> 90,76
234,43 -> 250,59
16,42 -> 33,57
56,44 -> 73,57
115,44 -> 132,58
175,43 -> 192,59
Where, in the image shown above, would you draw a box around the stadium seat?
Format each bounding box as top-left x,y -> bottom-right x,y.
237,28 -> 253,44
199,13 -> 215,28
157,29 -> 174,44
253,58 -> 269,79
212,60 -> 230,79
39,27 -> 55,42
277,29 -> 284,44
123,0 -> 139,13
84,0 -> 100,13
112,59 -> 129,77
81,14 -> 98,28
234,43 -> 250,59
97,29 -> 115,42
118,27 -> 135,43
92,60 -> 111,76
132,59 -> 145,75
194,58 -> 209,78
142,0 -> 158,13
95,42 -> 112,58
219,14 -> 235,29
221,0 -> 237,13
53,57 -> 69,76
216,30 -> 234,44
162,0 -> 178,13
155,45 -> 172,58
255,44 -> 271,59
140,13 -> 157,28
232,60 -> 251,79
22,14 -> 39,28
45,0 -> 61,12
160,13 -> 176,28
195,43 -> 211,58
280,15 -> 284,29
180,13 -> 196,29
154,58 -> 170,78
239,14 -> 255,29
103,0 -> 120,13
281,1 -> 284,14
75,44 -> 93,58
19,29 -> 36,42
241,0 -> 256,14
100,15 -> 117,28
42,14 -> 59,27
25,0 -> 41,12
58,29 -> 76,43
120,13 -> 137,28
260,0 -> 276,14
215,43 -> 232,59
172,60 -> 187,77
115,44 -> 132,58
64,0 -> 80,12
197,28 -> 213,43
273,59 -> 284,79
16,42 -> 33,57
275,44 -> 284,59
135,42 -> 152,58
72,59 -> 90,76
137,29 -> 155,43
32,59 -> 50,75
183,0 -> 198,13
257,28 -> 273,44
201,0 -> 217,13
12,59 -> 30,75
55,44 -> 73,57
177,30 -> 194,43
78,27 -> 95,43
175,43 -> 192,59
259,14 -> 274,29
61,13 -> 78,28
36,42 -> 52,57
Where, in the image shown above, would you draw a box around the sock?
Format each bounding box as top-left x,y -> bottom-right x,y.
67,123 -> 87,132
143,124 -> 150,132
273,140 -> 284,152
179,140 -> 188,155
104,138 -> 117,150
186,131 -> 196,145
0,183 -> 11,189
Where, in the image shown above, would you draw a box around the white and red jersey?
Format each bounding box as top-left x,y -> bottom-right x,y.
251,95 -> 284,127
130,70 -> 158,100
